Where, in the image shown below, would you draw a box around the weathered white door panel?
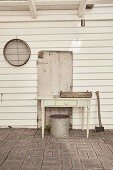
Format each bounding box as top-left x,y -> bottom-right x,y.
38,52 -> 52,97
38,51 -> 73,127
59,52 -> 73,92
51,52 -> 60,96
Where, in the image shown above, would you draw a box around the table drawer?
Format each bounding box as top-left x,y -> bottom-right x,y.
55,100 -> 77,106
43,100 -> 54,106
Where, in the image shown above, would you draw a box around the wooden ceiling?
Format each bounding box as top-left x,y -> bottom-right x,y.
0,0 -> 112,18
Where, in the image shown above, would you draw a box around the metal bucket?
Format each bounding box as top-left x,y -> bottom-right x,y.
49,114 -> 69,138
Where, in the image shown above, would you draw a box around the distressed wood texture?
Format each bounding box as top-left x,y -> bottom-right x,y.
60,91 -> 92,98
0,5 -> 113,129
38,51 -> 73,127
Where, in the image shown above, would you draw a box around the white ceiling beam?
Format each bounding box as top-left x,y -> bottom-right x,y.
28,0 -> 37,19
78,0 -> 87,18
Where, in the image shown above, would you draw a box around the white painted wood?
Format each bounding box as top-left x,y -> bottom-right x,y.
73,60 -> 113,67
0,106 -> 37,113
12,33 -> 113,41
26,40 -> 113,48
2,93 -> 37,100
1,40 -> 113,49
0,120 -> 37,126
73,111 -> 113,119
0,11 -> 30,16
0,13 -> 113,22
0,125 -> 37,128
72,105 -> 113,112
38,97 -> 91,138
73,80 -> 113,86
0,74 -> 37,81
0,8 -> 113,16
73,73 -> 113,80
1,53 -> 113,61
0,20 -> 113,29
0,112 -> 37,119
38,51 -> 73,126
99,92 -> 113,99
72,124 -> 113,129
0,87 -> 37,93
73,86 -> 113,92
2,47 -> 111,55
72,118 -> 113,125
93,99 -> 113,105
0,81 -> 37,87
78,0 -> 87,18
0,61 -> 37,67
0,100 -> 37,107
0,27 -> 113,36
1,34 -> 113,44
82,107 -> 84,130
28,0 -> 37,19
1,47 -> 113,56
73,66 -> 113,73
88,0 -> 113,4
0,5 -> 113,129
0,0 -> 113,11
0,68 -> 37,74
73,54 -> 113,60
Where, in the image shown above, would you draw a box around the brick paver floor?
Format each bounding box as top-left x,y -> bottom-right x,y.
0,128 -> 113,170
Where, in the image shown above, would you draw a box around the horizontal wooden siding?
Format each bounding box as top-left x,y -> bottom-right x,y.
0,6 -> 113,128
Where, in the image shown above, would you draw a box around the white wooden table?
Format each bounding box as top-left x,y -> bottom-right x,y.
37,97 -> 91,138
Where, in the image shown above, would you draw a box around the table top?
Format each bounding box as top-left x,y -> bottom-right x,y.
37,97 -> 92,101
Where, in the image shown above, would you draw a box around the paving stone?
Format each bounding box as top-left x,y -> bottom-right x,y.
78,149 -> 88,158
0,167 -> 20,170
77,143 -> 92,150
22,156 -> 42,167
46,143 -> 61,150
0,129 -> 113,170
86,149 -> 97,159
81,158 -> 103,170
42,166 -> 52,170
52,165 -> 62,170
21,167 -> 40,170
26,149 -> 44,157
97,151 -> 113,159
72,158 -> 83,170
62,156 -> 72,165
0,156 -> 6,166
99,158 -> 113,170
44,149 -> 53,156
0,160 -> 23,170
52,149 -> 61,156
7,147 -> 28,159
43,156 -> 61,165
62,165 -> 73,170
62,151 -> 77,156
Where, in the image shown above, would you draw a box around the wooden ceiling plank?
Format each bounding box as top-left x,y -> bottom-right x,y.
0,0 -> 113,11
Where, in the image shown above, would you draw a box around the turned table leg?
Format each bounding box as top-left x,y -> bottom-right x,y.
82,107 -> 84,130
87,107 -> 90,138
42,106 -> 45,138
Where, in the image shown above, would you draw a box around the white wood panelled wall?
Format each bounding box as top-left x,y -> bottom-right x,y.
0,5 -> 113,129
